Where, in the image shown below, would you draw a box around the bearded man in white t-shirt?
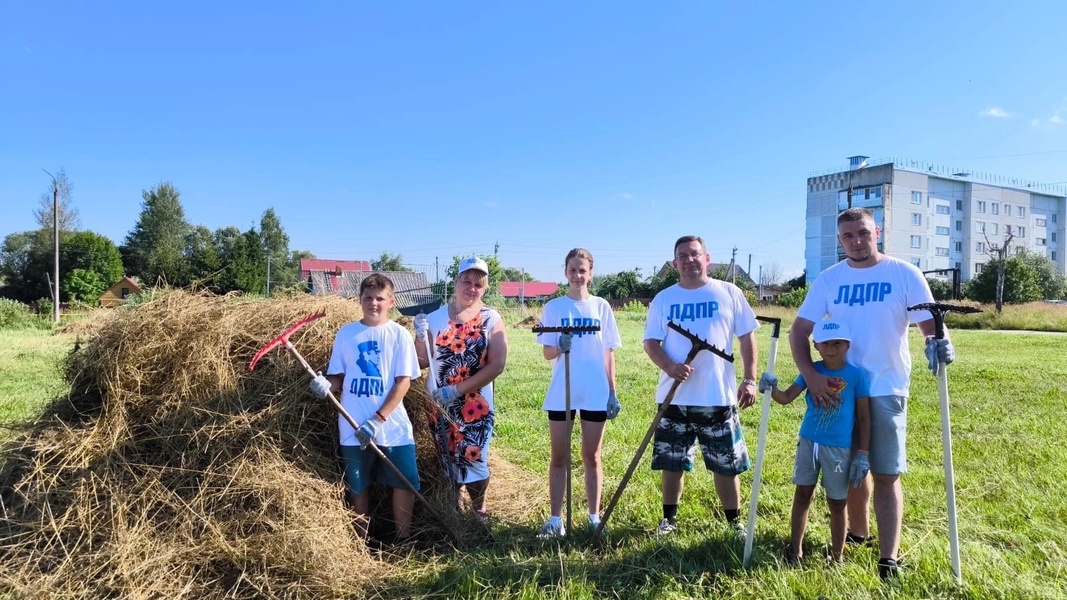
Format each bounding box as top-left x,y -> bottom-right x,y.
643,235 -> 760,537
791,207 -> 956,581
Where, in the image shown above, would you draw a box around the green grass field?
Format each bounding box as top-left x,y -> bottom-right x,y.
2,310 -> 1066,599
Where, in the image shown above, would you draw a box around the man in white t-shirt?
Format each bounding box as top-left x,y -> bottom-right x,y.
643,235 -> 759,537
791,207 -> 955,580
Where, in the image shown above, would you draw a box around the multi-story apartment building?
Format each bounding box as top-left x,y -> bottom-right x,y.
806,156 -> 1066,281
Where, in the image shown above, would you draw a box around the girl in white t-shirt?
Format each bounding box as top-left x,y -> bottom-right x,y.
535,248 -> 622,538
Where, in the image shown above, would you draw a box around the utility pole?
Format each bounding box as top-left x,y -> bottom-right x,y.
520,268 -> 525,319
266,256 -> 271,298
747,254 -> 752,283
758,265 -> 763,302
730,246 -> 738,284
43,169 -> 59,324
494,241 -> 499,257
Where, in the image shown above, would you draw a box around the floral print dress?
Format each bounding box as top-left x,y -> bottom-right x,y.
427,305 -> 500,484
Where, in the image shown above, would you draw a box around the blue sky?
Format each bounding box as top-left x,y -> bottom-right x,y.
2,1 -> 1065,283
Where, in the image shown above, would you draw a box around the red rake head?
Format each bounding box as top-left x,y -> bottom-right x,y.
248,310 -> 327,371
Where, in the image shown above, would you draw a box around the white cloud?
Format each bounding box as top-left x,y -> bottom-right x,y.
1049,114 -> 1064,126
619,192 -> 633,201
1031,118 -> 1041,127
980,106 -> 1012,118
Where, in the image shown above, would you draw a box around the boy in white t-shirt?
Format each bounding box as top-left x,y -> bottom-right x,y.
310,274 -> 421,540
535,248 -> 622,538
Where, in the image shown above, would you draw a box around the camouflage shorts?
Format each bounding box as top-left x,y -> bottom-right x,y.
651,404 -> 751,475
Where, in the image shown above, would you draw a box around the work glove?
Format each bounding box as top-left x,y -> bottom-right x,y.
414,313 -> 429,341
849,451 -> 870,488
924,337 -> 956,375
606,390 -> 621,420
310,372 -> 332,398
758,372 -> 778,394
558,332 -> 573,354
355,418 -> 380,449
432,385 -> 460,404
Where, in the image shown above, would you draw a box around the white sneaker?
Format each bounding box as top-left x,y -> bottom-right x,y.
538,518 -> 565,539
654,518 -> 677,536
588,514 -> 603,533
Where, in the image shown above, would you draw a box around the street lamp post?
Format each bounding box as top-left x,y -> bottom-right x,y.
42,169 -> 60,325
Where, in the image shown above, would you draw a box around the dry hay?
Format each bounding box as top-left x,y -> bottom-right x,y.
0,290 -> 539,599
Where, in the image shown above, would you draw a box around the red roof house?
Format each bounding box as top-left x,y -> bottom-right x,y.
498,281 -> 559,301
299,258 -> 371,292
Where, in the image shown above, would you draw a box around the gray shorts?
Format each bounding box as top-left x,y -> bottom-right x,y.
792,438 -> 851,500
869,395 -> 907,475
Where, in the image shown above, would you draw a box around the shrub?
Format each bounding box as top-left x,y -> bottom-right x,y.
618,299 -> 647,313
0,298 -> 48,329
776,285 -> 809,308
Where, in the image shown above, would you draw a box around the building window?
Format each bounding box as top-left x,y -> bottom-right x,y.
991,223 -> 999,235
976,221 -> 986,233
956,200 -> 963,210
975,242 -> 986,253
975,263 -> 984,273
911,213 -> 922,226
1005,225 -> 1012,235
1036,217 -> 1047,227
1037,238 -> 1047,246
936,204 -> 950,215
1005,204 -> 1012,216
912,191 -> 923,204
1053,213 -> 1058,223
955,241 -> 962,252
955,261 -> 962,271
955,220 -> 962,231
936,247 -> 949,256
1019,206 -> 1026,218
1016,246 -> 1026,255
936,226 -> 950,235
977,201 -> 986,213
1053,232 -> 1058,242
121,288 -> 130,299
1053,251 -> 1058,261
1019,226 -> 1026,238
992,203 -> 999,215
910,235 -> 922,248
912,258 -> 922,268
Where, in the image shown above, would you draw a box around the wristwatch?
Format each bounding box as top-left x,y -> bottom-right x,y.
741,378 -> 756,387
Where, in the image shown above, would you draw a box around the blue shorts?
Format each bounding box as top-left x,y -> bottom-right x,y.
869,395 -> 907,475
339,444 -> 420,497
651,404 -> 750,476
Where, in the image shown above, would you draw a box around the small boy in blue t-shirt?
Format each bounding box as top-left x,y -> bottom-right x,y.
759,319 -> 871,564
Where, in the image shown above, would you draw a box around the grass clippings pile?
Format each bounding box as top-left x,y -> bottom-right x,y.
0,291 -> 519,598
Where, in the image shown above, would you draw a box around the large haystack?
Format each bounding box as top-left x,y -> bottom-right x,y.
0,291 -> 531,599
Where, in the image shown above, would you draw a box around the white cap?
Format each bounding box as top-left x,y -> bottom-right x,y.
813,319 -> 851,343
458,256 -> 489,276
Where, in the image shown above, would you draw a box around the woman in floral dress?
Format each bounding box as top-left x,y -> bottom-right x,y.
413,256 -> 508,520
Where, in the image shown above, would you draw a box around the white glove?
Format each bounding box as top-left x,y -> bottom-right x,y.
432,385 -> 460,404
558,332 -> 573,354
356,418 -> 380,449
849,451 -> 870,488
606,390 -> 621,420
758,372 -> 778,394
310,372 -> 332,398
925,337 -> 956,375
414,313 -> 429,341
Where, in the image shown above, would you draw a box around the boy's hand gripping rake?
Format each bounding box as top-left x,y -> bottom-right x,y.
532,324 -> 602,538
743,316 -> 781,566
909,302 -> 979,582
590,321 -> 733,544
249,311 -> 458,542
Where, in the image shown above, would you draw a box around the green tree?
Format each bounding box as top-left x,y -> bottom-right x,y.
0,231 -> 48,303
927,277 -> 953,301
964,257 -> 1042,305
184,225 -> 221,288
1017,248 -> 1067,300
372,251 -> 412,272
776,284 -> 809,308
711,265 -> 756,293
60,231 -> 124,299
123,183 -> 190,285
500,267 -> 534,282
62,268 -> 106,303
786,271 -> 806,290
259,208 -> 297,291
594,269 -> 654,299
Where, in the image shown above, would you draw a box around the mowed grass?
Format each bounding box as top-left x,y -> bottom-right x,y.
0,328 -> 72,427
2,307 -> 1065,599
